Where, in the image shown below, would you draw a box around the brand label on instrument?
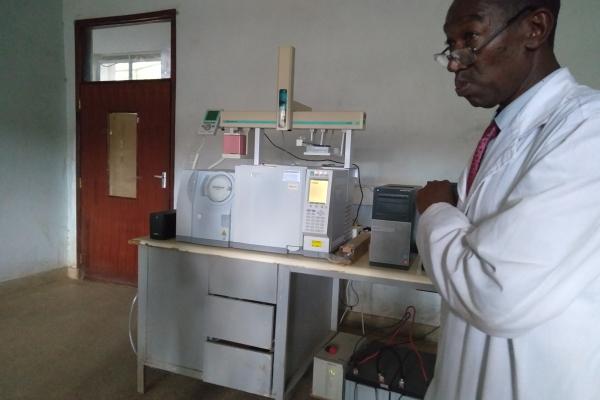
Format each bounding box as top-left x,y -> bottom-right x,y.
283,170 -> 301,182
311,240 -> 323,248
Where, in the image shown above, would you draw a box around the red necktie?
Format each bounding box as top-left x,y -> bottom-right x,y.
467,121 -> 500,193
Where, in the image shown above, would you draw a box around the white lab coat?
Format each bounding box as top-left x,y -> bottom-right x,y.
417,68 -> 600,400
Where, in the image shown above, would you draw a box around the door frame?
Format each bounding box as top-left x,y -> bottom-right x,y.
74,9 -> 176,270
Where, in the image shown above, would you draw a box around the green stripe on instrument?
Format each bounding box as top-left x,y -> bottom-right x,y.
222,120 -> 277,124
222,120 -> 360,126
294,121 -> 359,125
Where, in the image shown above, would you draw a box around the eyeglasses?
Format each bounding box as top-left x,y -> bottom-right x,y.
434,6 -> 535,69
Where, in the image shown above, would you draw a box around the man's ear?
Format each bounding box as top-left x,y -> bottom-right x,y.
522,8 -> 555,50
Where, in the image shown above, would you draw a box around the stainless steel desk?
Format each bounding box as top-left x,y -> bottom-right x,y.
131,237 -> 434,399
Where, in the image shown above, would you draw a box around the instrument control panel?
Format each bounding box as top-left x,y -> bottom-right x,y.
302,169 -> 331,235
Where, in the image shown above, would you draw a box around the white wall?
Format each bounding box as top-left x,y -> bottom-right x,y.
62,0 -> 600,321
62,0 -> 600,197
0,0 -> 68,282
91,21 -> 171,55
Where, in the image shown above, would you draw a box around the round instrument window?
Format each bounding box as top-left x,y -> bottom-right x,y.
205,174 -> 233,203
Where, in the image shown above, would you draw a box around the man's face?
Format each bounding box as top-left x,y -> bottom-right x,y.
444,0 -> 531,108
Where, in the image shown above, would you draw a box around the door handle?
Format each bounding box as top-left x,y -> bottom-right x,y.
153,171 -> 167,189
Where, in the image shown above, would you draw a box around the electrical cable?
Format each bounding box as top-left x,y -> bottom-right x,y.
404,306 -> 430,382
338,307 -> 350,326
361,310 -> 366,336
375,346 -> 404,385
357,349 -> 381,366
349,281 -> 360,307
322,331 -> 341,349
349,309 -> 412,362
419,326 -> 440,340
348,281 -> 359,308
128,293 -> 138,355
351,163 -> 364,226
351,338 -> 422,397
207,156 -> 225,170
344,280 -> 365,334
339,280 -> 361,327
374,319 -> 438,343
263,130 -> 340,165
369,313 -> 411,335
263,131 -> 363,225
390,348 -> 410,392
387,311 -> 413,344
350,306 -> 418,368
191,135 -> 206,169
352,335 -> 369,357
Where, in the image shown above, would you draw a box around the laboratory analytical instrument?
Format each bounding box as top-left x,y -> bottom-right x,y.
230,164 -> 354,256
230,164 -> 307,253
369,185 -> 419,268
302,168 -> 354,255
185,47 -> 366,256
217,47 -> 366,169
176,169 -> 235,246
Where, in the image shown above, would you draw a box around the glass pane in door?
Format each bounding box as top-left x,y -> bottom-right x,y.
108,112 -> 138,198
85,21 -> 171,81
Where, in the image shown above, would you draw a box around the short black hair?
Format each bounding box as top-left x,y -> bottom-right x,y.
488,0 -> 561,46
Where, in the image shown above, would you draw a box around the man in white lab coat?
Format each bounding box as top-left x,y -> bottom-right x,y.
416,0 -> 600,399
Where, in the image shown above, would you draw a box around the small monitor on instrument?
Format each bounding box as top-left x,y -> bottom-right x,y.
308,179 -> 329,204
199,109 -> 221,135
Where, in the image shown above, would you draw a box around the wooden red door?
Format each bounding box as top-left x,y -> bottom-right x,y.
79,80 -> 172,284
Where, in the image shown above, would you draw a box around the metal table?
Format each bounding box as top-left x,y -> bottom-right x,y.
131,237 -> 434,399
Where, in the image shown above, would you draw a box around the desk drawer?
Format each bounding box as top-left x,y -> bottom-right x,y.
203,341 -> 272,396
209,257 -> 277,303
206,295 -> 274,350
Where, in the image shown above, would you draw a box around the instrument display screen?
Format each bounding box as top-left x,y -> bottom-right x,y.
308,179 -> 329,204
204,110 -> 220,122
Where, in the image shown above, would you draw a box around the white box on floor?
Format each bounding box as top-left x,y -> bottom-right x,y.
312,332 -> 362,400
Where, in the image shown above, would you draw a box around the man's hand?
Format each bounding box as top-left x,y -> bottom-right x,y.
416,180 -> 457,214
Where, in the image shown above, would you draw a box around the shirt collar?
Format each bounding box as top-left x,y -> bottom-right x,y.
494,68 -> 566,131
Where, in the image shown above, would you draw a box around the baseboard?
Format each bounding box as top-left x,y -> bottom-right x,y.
67,266 -> 83,280
0,267 -> 72,295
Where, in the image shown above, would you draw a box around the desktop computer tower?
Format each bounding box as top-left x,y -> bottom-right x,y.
369,185 -> 418,269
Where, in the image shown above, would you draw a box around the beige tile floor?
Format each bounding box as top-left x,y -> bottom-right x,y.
0,269 -> 312,400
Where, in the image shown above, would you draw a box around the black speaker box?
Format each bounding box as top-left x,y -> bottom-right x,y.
149,210 -> 176,240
